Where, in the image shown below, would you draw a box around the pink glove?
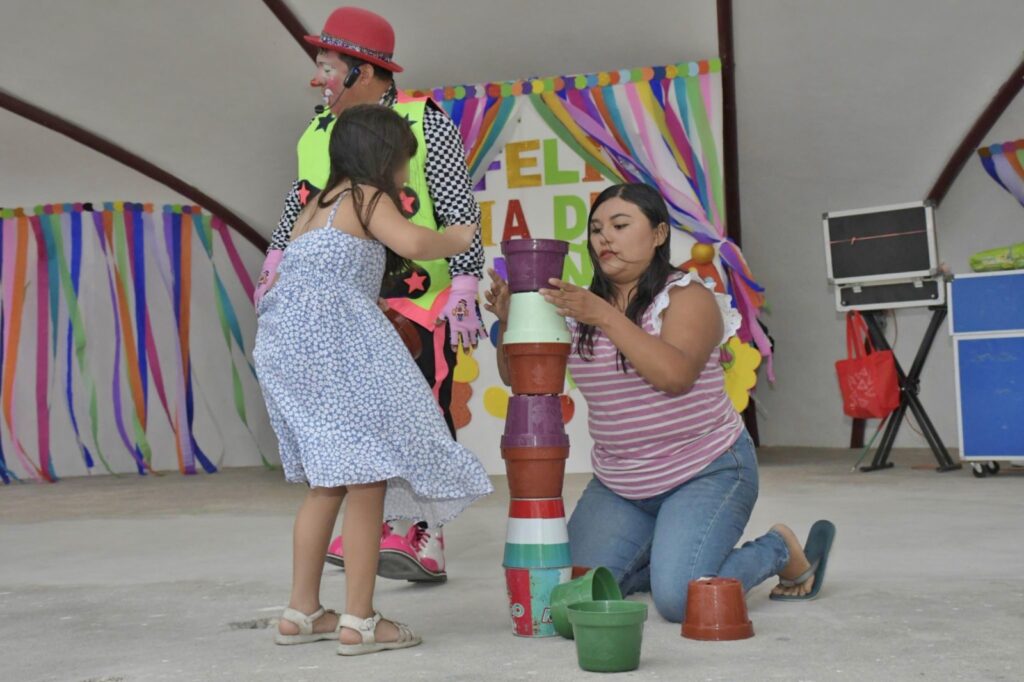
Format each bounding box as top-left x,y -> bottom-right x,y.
254,249 -> 283,309
441,274 -> 484,349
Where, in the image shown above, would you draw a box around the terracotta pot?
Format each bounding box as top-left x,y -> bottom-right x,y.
502,445 -> 570,498
501,238 -> 569,293
505,343 -> 570,395
681,577 -> 754,641
384,308 -> 422,359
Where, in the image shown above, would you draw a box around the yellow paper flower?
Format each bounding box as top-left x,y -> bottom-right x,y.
483,386 -> 510,419
721,336 -> 761,412
453,345 -> 480,383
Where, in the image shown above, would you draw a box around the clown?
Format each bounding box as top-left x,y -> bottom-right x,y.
255,7 -> 485,583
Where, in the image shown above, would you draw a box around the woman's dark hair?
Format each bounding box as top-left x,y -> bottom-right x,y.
318,103 -> 416,282
575,183 -> 676,370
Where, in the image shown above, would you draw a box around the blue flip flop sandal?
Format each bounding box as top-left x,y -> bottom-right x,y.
770,519 -> 836,601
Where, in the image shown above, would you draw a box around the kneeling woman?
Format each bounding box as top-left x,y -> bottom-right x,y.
487,183 -> 835,622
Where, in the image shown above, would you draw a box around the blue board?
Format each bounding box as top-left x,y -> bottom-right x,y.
950,272 -> 1024,334
956,335 -> 1024,458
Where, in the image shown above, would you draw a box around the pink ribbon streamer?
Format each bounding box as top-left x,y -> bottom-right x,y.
29,216 -> 54,480
139,211 -> 175,431
621,83 -> 712,228
211,217 -> 256,303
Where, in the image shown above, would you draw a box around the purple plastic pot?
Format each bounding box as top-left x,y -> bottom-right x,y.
504,395 -> 568,439
501,433 -> 571,449
501,239 -> 570,293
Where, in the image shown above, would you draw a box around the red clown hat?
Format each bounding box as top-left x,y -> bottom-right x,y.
304,7 -> 404,73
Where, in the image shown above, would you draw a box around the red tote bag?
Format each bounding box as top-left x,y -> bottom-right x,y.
835,311 -> 900,419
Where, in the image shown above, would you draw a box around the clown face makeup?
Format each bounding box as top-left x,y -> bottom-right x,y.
311,51 -> 357,115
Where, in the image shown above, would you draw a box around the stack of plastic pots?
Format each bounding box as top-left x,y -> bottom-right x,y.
503,498 -> 572,637
500,238 -> 572,638
502,395 -> 569,498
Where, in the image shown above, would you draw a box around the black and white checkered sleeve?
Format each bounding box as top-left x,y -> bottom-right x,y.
423,104 -> 484,280
269,180 -> 303,252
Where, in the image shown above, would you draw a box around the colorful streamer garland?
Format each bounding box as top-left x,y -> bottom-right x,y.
978,139 -> 1024,208
0,203 -> 266,483
406,58 -> 772,376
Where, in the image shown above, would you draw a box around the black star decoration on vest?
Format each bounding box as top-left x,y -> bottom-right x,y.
403,114 -> 417,128
316,113 -> 335,131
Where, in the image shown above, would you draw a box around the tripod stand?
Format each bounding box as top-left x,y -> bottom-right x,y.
858,306 -> 961,472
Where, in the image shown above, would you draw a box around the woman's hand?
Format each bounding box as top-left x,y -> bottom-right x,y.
539,278 -> 615,327
483,268 -> 510,325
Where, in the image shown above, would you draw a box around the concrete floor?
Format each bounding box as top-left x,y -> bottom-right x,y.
3,448 -> 1022,682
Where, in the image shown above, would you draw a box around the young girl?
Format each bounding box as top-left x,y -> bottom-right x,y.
486,183 -> 834,622
254,104 -> 493,655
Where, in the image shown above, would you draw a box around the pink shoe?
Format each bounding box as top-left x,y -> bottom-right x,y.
325,523 -> 394,569
325,534 -> 346,568
378,523 -> 448,583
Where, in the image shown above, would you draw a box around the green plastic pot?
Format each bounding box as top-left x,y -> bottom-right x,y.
568,600 -> 648,673
504,292 -> 570,344
550,567 -> 622,639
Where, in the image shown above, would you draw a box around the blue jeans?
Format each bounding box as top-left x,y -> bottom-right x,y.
568,430 -> 790,622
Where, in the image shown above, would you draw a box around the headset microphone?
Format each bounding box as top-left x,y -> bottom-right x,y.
342,65 -> 361,89
313,65 -> 362,114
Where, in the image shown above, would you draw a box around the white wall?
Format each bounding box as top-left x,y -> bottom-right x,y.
734,0 -> 1024,449
0,0 -> 313,237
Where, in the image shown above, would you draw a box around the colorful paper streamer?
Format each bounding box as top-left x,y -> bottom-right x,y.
0,202 -> 267,483
406,58 -> 772,378
978,139 -> 1024,208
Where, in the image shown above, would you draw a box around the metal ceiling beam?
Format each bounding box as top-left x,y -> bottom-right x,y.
0,89 -> 269,252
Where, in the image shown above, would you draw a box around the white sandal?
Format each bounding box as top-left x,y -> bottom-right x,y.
273,606 -> 341,645
337,611 -> 422,656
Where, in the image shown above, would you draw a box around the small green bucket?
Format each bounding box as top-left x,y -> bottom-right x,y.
568,600 -> 648,673
550,567 -> 622,639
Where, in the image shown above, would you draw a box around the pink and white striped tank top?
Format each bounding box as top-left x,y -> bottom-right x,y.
567,273 -> 744,499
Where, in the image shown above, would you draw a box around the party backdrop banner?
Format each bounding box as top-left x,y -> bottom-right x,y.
416,59 -> 770,364
0,203 -> 269,484
414,59 -> 768,472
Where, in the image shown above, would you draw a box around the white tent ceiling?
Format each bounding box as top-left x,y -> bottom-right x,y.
0,0 -> 718,238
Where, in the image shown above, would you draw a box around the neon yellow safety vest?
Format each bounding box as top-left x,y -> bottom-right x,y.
295,100 -> 450,320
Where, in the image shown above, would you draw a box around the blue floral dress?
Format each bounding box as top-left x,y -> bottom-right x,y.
253,192 -> 492,525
